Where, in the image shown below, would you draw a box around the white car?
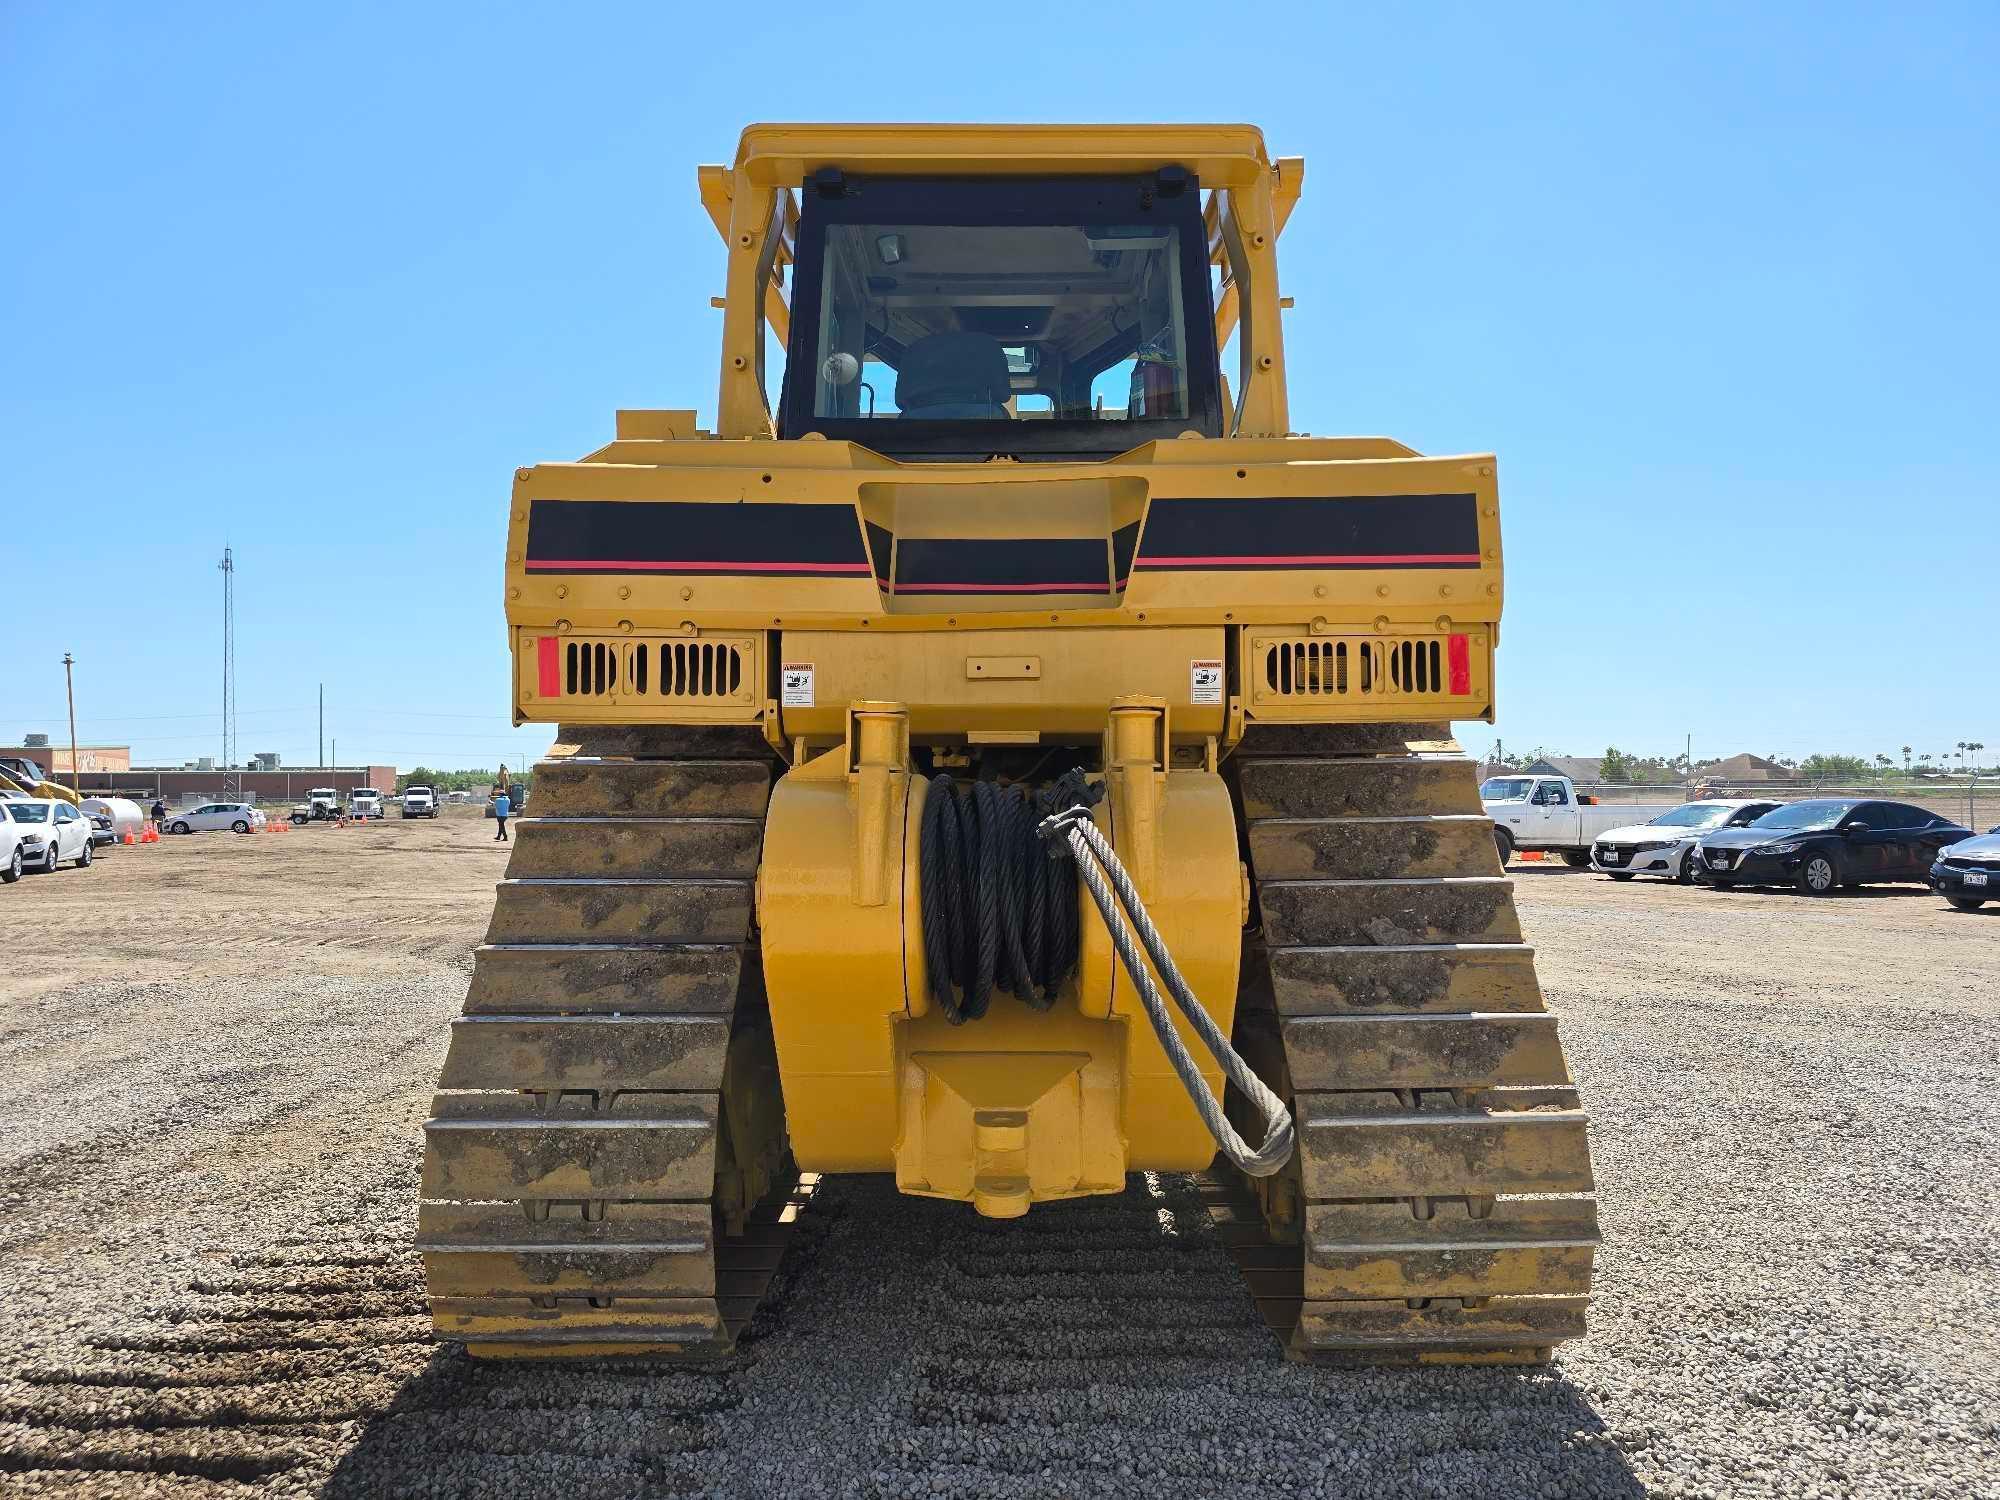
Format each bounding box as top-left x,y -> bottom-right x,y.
1,797 -> 96,873
164,802 -> 268,835
0,806 -> 25,881
1590,798 -> 1782,883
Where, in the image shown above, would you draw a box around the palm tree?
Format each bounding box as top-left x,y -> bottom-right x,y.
1901,745 -> 1912,771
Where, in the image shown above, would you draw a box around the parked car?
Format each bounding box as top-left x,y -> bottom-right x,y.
165,802 -> 268,835
1,797 -> 95,871
1930,826 -> 2000,911
401,785 -> 438,818
1697,799 -> 1970,894
1591,798 -> 1782,883
0,808 -> 24,881
1482,774 -> 1675,866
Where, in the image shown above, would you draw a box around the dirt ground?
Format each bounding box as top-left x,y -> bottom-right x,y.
0,813 -> 1993,1498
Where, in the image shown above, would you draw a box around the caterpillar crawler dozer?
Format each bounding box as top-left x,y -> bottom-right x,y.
419,124 -> 1599,1364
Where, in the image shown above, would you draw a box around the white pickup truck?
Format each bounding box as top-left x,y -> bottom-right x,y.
1481,774 -> 1676,866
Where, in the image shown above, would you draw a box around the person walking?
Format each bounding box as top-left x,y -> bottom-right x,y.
492,788 -> 511,842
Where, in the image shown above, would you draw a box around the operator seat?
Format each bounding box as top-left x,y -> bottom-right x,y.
895,332 -> 1012,419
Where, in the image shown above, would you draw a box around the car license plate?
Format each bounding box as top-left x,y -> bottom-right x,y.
1709,852 -> 1729,866
1968,871 -> 1989,888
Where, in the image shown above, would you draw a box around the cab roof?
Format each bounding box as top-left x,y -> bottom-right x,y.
729,123 -> 1273,188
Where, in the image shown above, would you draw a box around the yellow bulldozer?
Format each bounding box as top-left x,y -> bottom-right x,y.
0,755 -> 79,806
418,124 -> 1598,1365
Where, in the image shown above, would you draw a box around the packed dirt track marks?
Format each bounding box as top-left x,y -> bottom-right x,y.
2,816 -> 1994,1496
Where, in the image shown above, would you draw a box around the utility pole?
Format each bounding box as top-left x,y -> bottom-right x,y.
62,653 -> 80,800
319,683 -> 324,769
219,545 -> 238,798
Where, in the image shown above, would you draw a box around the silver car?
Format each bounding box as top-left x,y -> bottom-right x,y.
164,802 -> 268,835
1591,798 -> 1781,883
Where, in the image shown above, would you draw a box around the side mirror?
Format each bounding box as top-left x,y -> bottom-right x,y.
1841,822 -> 1870,834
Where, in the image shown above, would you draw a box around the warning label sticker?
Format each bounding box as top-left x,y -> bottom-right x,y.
780,662 -> 815,708
1189,659 -> 1224,704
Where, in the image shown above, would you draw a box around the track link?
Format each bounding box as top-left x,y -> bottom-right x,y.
418,725 -> 802,1358
1212,721 -> 1599,1363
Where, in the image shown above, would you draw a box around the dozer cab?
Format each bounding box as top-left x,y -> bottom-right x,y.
418,124 -> 1598,1364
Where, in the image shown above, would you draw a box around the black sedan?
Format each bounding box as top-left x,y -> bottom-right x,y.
1931,826 -> 2000,911
1696,798 -> 1970,895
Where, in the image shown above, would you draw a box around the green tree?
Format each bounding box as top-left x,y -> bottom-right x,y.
1601,746 -> 1631,783
1901,745 -> 1912,771
1799,752 -> 1870,782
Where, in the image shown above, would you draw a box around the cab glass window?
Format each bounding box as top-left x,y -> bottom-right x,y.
781,175 -> 1221,458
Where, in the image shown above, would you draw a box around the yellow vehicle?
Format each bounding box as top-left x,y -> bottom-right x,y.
0,756 -> 79,806
419,124 -> 1598,1365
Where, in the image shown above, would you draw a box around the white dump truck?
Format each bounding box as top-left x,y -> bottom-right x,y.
349,788 -> 385,821
1481,773 -> 1677,866
401,785 -> 438,819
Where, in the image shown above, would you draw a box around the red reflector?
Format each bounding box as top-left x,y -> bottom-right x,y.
535,636 -> 560,697
1447,634 -> 1472,695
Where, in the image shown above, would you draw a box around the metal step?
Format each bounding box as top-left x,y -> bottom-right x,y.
485,878 -> 753,944
464,943 -> 746,1015
1246,814 -> 1499,880
529,758 -> 771,818
1258,876 -> 1522,946
507,817 -> 763,879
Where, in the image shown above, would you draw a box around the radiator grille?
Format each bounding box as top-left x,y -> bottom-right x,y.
1256,636 -> 1459,703
656,641 -> 744,699
564,641 -> 620,697
533,635 -> 756,706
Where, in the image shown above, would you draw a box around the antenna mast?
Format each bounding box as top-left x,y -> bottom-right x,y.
220,545 -> 238,798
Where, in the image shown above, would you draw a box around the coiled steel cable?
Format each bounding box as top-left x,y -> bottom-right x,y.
919,775 -> 1081,1024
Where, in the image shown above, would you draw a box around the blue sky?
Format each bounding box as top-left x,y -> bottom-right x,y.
4,3 -> 1994,772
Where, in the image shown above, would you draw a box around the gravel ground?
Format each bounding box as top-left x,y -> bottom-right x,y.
0,817 -> 1994,1498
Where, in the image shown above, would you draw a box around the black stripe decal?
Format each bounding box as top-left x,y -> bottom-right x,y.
1134,494 -> 1482,569
864,522 -> 894,586
894,537 -> 1110,595
1111,522 -> 1140,589
524,499 -> 871,576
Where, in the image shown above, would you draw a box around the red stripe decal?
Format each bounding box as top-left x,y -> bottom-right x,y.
1136,553 -> 1481,567
535,636 -> 560,698
892,581 -> 1111,594
1448,633 -> 1472,696
525,558 -> 872,574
